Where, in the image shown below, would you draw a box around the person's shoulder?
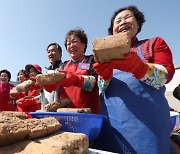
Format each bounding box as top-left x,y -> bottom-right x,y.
152,37 -> 169,47
56,60 -> 63,68
140,36 -> 167,46
60,60 -> 69,69
47,60 -> 62,70
140,36 -> 163,42
10,83 -> 15,87
5,82 -> 14,88
85,54 -> 93,59
151,37 -> 166,42
149,36 -> 163,40
84,55 -> 95,63
62,60 -> 69,65
85,54 -> 93,58
173,84 -> 180,100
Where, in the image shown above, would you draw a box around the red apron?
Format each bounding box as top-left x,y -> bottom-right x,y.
16,89 -> 41,112
60,60 -> 100,114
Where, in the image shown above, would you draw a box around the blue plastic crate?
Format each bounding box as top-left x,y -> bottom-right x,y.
30,112 -> 106,142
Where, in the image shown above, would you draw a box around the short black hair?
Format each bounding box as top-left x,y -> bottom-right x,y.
173,84 -> 180,100
47,43 -> 62,53
0,69 -> 11,82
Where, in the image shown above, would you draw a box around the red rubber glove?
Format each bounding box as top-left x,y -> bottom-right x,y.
10,92 -> 26,100
93,63 -> 113,80
29,77 -> 36,82
44,83 -> 59,92
17,96 -> 40,106
58,70 -> 84,87
111,52 -> 148,79
31,82 -> 42,90
29,77 -> 42,90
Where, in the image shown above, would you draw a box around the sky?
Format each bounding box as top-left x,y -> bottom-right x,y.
0,0 -> 179,81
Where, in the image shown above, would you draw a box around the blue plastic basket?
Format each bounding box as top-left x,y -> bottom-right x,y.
29,112 -> 106,142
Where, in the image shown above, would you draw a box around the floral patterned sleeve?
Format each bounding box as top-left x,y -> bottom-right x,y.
97,77 -> 111,95
140,63 -> 168,89
139,37 -> 175,89
81,75 -> 96,92
80,55 -> 99,92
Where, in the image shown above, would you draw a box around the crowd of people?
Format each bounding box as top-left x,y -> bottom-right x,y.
0,5 -> 178,153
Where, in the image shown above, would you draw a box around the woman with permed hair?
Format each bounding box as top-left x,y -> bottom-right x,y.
0,69 -> 15,111
93,5 -> 175,153
43,28 -> 101,114
16,69 -> 29,83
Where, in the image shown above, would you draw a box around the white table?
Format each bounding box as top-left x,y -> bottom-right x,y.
88,148 -> 118,154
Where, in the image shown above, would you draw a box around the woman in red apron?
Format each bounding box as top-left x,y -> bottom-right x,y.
11,64 -> 42,112
44,28 -> 100,114
93,5 -> 175,153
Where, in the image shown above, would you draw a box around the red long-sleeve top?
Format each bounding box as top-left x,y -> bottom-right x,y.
131,37 -> 175,83
0,82 -> 15,111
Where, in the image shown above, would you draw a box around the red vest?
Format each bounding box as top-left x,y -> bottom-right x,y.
60,60 -> 101,114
